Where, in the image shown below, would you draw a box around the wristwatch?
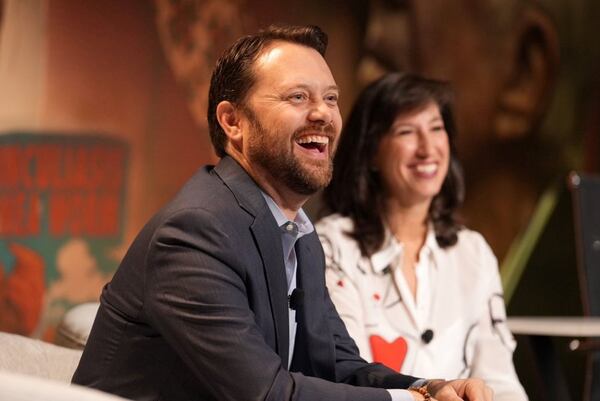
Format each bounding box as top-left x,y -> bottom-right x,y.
408,380 -> 432,401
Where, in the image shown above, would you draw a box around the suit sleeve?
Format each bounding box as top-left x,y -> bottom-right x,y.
144,208 -> 392,401
323,279 -> 420,389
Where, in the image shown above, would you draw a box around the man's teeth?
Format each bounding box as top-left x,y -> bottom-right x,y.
296,135 -> 329,145
415,164 -> 437,174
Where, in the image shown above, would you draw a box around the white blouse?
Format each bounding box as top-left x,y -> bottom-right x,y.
316,214 -> 528,401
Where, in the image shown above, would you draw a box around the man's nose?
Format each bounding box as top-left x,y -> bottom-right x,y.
307,99 -> 333,126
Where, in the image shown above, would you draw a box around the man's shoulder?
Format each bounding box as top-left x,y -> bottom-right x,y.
168,157 -> 253,210
132,165 -> 240,239
154,166 -> 224,216
173,165 -> 228,205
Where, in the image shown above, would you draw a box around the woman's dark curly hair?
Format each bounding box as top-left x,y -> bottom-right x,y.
323,73 -> 465,257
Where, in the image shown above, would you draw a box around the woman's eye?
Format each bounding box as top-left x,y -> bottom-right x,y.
431,125 -> 446,132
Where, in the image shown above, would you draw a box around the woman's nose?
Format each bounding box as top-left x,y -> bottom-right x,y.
416,131 -> 433,156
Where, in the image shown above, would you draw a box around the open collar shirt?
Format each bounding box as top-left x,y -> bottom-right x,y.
261,192 -> 313,368
262,197 -> 416,401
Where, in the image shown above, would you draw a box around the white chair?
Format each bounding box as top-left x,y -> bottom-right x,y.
0,370 -> 129,401
0,303 -> 129,400
0,331 -> 82,382
55,302 -> 100,350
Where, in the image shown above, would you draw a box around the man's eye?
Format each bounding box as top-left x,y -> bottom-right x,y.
289,93 -> 307,102
325,94 -> 339,105
431,125 -> 445,132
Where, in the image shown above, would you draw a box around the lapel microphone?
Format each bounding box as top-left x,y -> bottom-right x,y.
288,288 -> 304,311
421,329 -> 434,344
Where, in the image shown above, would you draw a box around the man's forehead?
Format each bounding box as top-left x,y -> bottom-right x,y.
254,41 -> 321,69
256,42 -> 287,66
251,41 -> 336,89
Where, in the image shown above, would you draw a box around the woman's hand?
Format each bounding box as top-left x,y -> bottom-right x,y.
426,378 -> 494,401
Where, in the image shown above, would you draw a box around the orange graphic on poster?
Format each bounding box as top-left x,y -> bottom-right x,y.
0,134 -> 128,337
0,243 -> 45,335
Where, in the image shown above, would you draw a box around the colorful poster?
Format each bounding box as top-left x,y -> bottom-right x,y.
0,133 -> 128,339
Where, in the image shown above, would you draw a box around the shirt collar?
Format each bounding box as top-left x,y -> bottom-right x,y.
260,191 -> 314,238
369,223 -> 441,273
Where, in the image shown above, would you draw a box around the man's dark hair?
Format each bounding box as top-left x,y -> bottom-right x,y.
323,73 -> 465,256
207,25 -> 328,157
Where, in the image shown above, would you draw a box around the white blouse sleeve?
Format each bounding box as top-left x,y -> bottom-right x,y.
469,236 -> 528,401
319,224 -> 374,362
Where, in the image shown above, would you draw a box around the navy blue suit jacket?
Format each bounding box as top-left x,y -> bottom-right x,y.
72,156 -> 418,400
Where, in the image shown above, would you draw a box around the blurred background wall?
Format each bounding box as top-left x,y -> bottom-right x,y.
0,0 -> 598,392
0,0 -> 368,340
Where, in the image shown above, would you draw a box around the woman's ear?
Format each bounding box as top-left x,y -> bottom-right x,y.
216,101 -> 244,152
493,6 -> 559,140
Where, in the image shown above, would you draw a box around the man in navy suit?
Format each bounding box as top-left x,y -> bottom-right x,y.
73,25 -> 492,401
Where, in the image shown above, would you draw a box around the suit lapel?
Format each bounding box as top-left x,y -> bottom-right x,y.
251,217 -> 290,367
296,234 -> 336,381
214,156 -> 290,367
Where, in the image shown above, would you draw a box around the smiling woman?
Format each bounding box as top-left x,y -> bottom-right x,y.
316,73 -> 529,401
374,102 -> 450,210
322,73 -> 462,256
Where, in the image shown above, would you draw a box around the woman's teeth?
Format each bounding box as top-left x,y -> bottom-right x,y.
415,163 -> 437,174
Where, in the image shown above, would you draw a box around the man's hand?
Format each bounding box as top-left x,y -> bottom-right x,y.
426,378 -> 494,401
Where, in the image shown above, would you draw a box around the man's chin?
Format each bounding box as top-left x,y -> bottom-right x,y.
253,151 -> 332,196
288,167 -> 332,196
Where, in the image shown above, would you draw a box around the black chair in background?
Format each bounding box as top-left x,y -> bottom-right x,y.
508,172 -> 600,401
570,173 -> 600,401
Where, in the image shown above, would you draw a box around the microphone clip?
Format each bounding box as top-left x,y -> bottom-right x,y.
421,329 -> 434,344
288,288 -> 304,311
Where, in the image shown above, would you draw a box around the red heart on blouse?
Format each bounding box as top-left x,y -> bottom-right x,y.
369,335 -> 408,371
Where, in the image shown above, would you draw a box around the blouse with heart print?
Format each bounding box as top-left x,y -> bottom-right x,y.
316,214 -> 528,401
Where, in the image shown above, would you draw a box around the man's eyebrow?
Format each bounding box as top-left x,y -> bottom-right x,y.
281,84 -> 340,93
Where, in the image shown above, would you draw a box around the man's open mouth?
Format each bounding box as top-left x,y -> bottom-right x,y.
296,135 -> 329,153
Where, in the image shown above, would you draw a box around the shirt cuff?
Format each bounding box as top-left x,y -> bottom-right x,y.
388,379 -> 431,401
409,378 -> 429,388
387,389 -> 414,401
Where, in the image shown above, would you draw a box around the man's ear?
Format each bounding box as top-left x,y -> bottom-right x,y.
216,101 -> 244,151
494,6 -> 559,140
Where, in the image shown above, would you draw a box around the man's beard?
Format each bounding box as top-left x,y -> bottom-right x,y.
245,108 -> 335,196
